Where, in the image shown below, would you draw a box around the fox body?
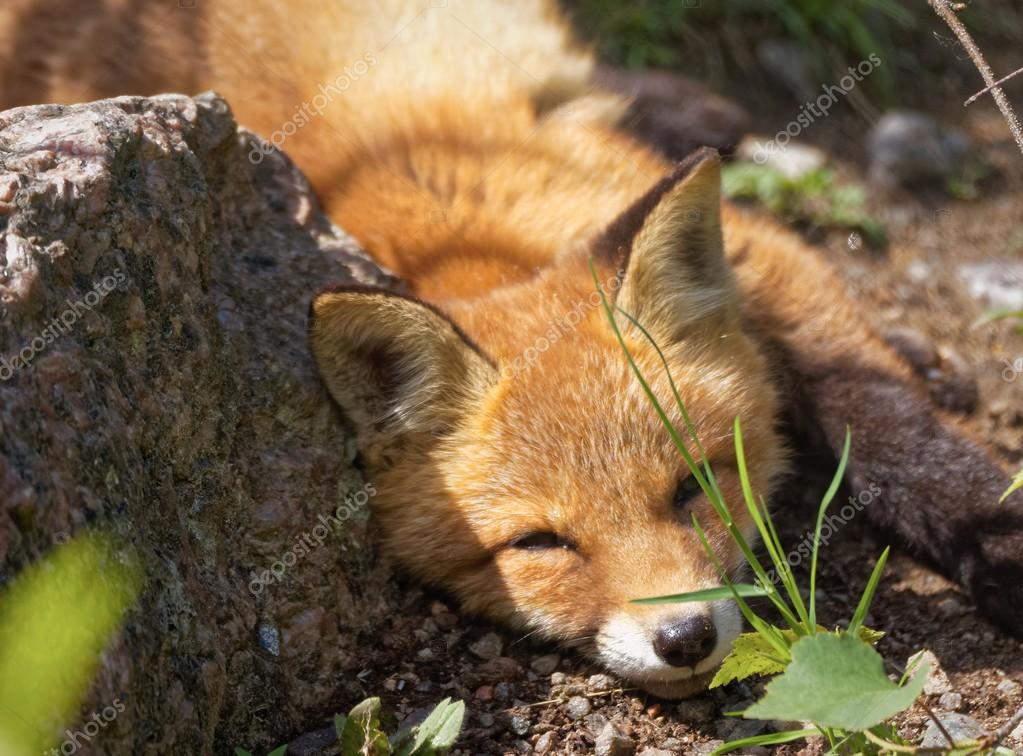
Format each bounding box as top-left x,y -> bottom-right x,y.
4,0 -> 1021,697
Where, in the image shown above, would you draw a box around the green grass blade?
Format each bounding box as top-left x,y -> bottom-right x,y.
809,428 -> 851,628
632,585 -> 767,605
712,728 -> 817,755
848,546 -> 890,636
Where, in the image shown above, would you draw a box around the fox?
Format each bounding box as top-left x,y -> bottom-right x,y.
3,0 -> 1021,699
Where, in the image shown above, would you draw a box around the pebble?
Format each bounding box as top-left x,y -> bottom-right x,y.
550,671 -> 567,686
534,731 -> 558,755
566,695 -> 592,720
938,691 -> 963,711
1011,721 -> 1023,743
908,650 -> 953,695
509,714 -> 531,736
958,261 -> 1023,313
692,741 -> 726,756
920,712 -> 987,748
480,656 -> 521,681
416,647 -> 435,661
867,110 -> 971,188
677,698 -> 717,724
494,682 -> 514,701
530,653 -> 561,675
997,678 -> 1022,698
595,722 -> 635,756
587,673 -> 615,691
469,632 -> 504,660
584,712 -> 609,736
477,712 -> 495,727
636,749 -> 673,756
716,717 -> 766,741
475,685 -> 493,701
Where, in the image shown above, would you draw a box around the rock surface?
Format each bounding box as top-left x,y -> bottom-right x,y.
0,94 -> 398,753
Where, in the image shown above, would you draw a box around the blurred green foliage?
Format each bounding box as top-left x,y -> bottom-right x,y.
0,533 -> 140,755
567,0 -> 915,100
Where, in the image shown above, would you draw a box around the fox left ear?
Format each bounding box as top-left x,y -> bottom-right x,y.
309,287 -> 498,448
598,147 -> 738,343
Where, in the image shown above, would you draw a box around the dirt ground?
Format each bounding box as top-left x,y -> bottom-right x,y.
288,34 -> 1023,756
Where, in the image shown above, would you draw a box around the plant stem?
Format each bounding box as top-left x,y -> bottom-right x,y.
928,0 -> 1023,156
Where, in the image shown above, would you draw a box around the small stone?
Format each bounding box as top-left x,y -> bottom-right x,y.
867,110 -> 971,188
566,695 -> 592,720
677,698 -> 717,724
716,717 -> 765,741
959,261 -> 1023,313
584,712 -> 609,736
534,731 -> 557,755
587,673 -> 614,691
530,653 -> 561,675
494,682 -> 514,701
550,671 -> 567,686
480,656 -> 521,681
475,685 -> 493,701
416,647 -> 435,661
257,623 -> 280,657
477,712 -> 495,727
658,739 -> 684,751
509,714 -> 531,736
469,632 -> 504,660
692,741 -> 726,756
937,597 -> 968,616
997,678 -> 1022,698
908,650 -> 952,695
1011,720 -> 1023,743
921,713 -> 986,748
594,722 -> 635,756
938,691 -> 963,711
636,749 -> 673,756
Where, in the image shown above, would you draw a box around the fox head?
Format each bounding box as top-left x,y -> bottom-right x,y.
310,150 -> 787,698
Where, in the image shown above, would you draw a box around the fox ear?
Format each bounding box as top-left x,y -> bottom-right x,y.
309,287 -> 497,445
599,148 -> 737,343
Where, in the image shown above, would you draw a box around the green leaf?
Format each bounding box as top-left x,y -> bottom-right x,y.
632,585 -> 767,605
340,697 -> 390,756
234,750 -> 253,756
848,547 -> 889,637
268,747 -> 288,756
1001,468 -> 1022,503
743,633 -> 928,730
395,698 -> 465,755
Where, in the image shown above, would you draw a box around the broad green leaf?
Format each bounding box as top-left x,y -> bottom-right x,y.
632,585 -> 767,605
743,633 -> 928,730
394,698 -> 465,755
340,697 -> 390,756
1002,468 -> 1022,503
711,627 -> 884,688
235,750 -> 253,756
0,533 -> 141,755
268,747 -> 288,756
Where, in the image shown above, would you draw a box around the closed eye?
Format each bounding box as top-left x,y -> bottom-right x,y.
509,532 -> 575,551
673,475 -> 703,512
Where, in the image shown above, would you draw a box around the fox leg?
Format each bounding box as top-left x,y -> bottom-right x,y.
725,205 -> 1023,635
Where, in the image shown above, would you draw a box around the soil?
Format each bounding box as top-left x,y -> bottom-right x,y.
290,24 -> 1023,756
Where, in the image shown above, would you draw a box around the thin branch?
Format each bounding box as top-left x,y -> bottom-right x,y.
984,701 -> 1023,750
928,0 -> 1023,156
965,64 -> 1023,106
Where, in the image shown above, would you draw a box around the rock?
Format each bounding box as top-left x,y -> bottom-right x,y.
716,717 -> 766,741
692,741 -> 726,756
867,110 -> 971,188
884,327 -> 939,377
595,722 -> 635,756
938,692 -> 963,711
909,650 -> 953,696
534,731 -> 558,755
586,673 -> 615,692
469,632 -> 504,660
1011,720 -> 1023,743
997,678 -> 1022,698
509,714 -> 531,737
286,726 -> 337,756
494,682 -> 514,701
636,749 -> 674,756
677,698 -> 717,724
756,39 -> 819,102
530,653 -> 561,675
958,261 -> 1023,313
739,136 -> 827,179
480,656 -> 522,682
550,672 -> 567,686
595,66 -> 750,158
920,712 -> 987,748
566,695 -> 592,720
584,712 -> 610,736
0,94 -> 395,752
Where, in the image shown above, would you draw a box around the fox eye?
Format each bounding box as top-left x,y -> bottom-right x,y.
509,532 -> 572,551
673,476 -> 703,511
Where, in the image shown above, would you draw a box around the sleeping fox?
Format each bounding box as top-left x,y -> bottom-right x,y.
3,0 -> 1021,698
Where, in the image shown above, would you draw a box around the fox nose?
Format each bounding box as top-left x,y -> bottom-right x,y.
653,614 -> 718,668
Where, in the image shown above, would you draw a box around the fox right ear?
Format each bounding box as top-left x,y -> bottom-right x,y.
309,287 -> 498,447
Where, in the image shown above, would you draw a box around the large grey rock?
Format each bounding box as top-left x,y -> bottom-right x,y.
0,94 -> 397,753
867,110 -> 971,188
